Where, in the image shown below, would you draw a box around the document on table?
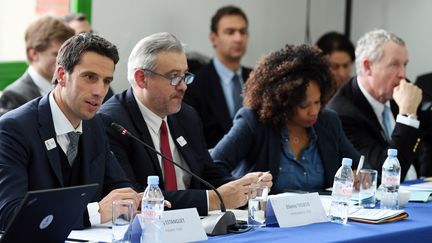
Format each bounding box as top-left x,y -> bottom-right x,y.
348,208 -> 408,224
67,225 -> 111,242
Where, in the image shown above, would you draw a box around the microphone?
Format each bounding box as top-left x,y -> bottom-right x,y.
110,122 -> 237,235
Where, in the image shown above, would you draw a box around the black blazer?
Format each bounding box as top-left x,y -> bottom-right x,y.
0,71 -> 41,116
0,94 -> 131,230
212,107 -> 361,193
183,60 -> 252,148
327,77 -> 427,178
98,88 -> 233,215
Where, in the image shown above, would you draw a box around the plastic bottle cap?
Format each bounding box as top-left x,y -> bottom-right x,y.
388,148 -> 398,157
147,175 -> 159,185
341,158 -> 352,167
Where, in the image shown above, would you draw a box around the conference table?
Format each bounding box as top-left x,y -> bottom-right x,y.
204,200 -> 432,242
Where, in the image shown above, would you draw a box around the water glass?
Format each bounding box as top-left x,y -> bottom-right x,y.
112,200 -> 134,243
359,169 -> 378,208
247,184 -> 269,227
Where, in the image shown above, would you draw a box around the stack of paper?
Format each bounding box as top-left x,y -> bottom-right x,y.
348,208 -> 408,224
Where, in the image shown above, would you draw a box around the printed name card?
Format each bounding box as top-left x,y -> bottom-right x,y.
266,192 -> 328,227
163,208 -> 207,242
130,208 -> 207,243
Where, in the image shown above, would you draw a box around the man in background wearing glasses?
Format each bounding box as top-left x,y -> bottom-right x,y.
98,32 -> 272,216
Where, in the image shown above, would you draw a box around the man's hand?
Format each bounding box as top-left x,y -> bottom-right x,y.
393,79 -> 422,114
98,187 -> 140,223
208,171 -> 273,211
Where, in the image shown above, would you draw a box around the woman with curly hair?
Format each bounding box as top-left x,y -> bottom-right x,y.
212,44 -> 361,193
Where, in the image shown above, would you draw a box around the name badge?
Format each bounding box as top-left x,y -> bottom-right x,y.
44,138 -> 57,150
176,136 -> 187,147
130,208 -> 207,243
266,192 -> 328,227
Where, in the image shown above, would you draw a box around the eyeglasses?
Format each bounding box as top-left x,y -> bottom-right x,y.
143,69 -> 194,86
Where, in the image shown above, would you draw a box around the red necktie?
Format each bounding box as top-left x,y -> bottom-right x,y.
160,120 -> 177,191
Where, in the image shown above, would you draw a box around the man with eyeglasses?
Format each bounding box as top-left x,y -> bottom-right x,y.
98,32 -> 272,216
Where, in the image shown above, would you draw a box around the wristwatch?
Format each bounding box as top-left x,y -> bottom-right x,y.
401,113 -> 418,119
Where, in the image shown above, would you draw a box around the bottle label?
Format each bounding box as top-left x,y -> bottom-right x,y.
382,175 -> 400,186
332,181 -> 353,198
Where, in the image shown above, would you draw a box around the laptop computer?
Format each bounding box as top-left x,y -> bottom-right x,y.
0,184 -> 99,243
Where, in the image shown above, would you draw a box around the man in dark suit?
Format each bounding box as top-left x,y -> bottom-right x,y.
0,33 -> 140,231
328,29 -> 431,179
184,5 -> 251,148
98,32 -> 272,216
0,16 -> 75,116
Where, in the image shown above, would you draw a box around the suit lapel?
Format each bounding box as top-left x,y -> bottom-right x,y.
125,89 -> 163,179
268,127 -> 281,178
80,121 -> 95,183
351,78 -> 388,142
166,114 -> 196,170
37,95 -> 64,186
208,61 -> 233,131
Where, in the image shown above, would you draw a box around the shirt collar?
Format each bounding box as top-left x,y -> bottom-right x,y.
28,66 -> 54,96
357,77 -> 391,120
282,126 -> 318,145
133,93 -> 166,135
213,57 -> 243,85
49,91 -> 83,136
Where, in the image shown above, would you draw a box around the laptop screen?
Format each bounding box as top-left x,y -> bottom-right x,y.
0,184 -> 98,243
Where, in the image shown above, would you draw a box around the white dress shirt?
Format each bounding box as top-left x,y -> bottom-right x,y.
28,66 -> 54,96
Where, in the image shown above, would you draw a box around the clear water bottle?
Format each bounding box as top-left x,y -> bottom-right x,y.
141,176 -> 164,243
329,158 -> 354,224
380,149 -> 401,210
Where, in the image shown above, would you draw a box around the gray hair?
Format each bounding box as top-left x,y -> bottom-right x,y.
127,32 -> 185,86
355,29 -> 405,75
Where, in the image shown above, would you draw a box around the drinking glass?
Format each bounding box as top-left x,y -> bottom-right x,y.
247,184 -> 269,227
112,200 -> 134,243
359,169 -> 378,208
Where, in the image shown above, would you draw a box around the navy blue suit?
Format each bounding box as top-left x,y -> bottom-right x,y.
183,60 -> 252,148
98,88 -> 233,216
212,107 -> 361,193
0,94 -> 131,230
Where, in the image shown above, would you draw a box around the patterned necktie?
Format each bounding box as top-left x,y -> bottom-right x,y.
231,73 -> 243,118
382,105 -> 393,141
160,120 -> 177,191
67,132 -> 80,165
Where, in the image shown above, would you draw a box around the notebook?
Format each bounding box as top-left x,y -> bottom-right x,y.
0,184 -> 98,243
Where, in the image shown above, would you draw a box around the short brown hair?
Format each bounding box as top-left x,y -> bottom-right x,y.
244,44 -> 335,128
53,32 -> 119,84
25,15 -> 75,62
210,5 -> 248,34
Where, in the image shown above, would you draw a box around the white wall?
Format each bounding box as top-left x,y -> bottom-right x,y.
351,0 -> 432,80
93,0 -> 345,92
0,0 -> 36,61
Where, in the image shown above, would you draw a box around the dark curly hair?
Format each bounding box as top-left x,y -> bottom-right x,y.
244,44 -> 335,128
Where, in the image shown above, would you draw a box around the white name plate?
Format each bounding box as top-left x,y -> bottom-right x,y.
267,192 -> 328,227
130,208 -> 207,242
163,208 -> 207,243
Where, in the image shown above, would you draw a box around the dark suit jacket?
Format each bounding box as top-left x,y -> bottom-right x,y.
0,71 -> 41,116
211,107 -> 361,193
327,77 -> 425,178
0,94 -> 131,230
98,88 -> 233,216
183,60 -> 252,148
